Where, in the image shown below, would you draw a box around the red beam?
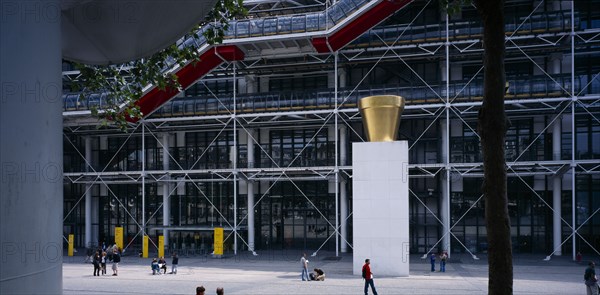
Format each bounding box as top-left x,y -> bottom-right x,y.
312,0 -> 412,53
129,45 -> 244,122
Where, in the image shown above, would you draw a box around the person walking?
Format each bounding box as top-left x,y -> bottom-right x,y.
171,252 -> 179,274
362,259 -> 378,295
301,253 -> 309,281
440,251 -> 447,272
430,253 -> 436,272
584,261 -> 599,295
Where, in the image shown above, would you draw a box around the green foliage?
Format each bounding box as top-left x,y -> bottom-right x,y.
204,0 -> 247,45
440,0 -> 472,16
70,0 -> 247,131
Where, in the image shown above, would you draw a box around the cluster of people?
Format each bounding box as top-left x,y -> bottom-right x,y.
91,245 -> 121,276
429,251 -> 448,272
300,253 -> 326,281
195,286 -> 224,295
150,253 -> 179,275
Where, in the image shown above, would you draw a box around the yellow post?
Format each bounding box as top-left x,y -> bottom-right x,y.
214,227 -> 224,256
158,235 -> 164,258
68,234 -> 74,257
143,235 -> 149,258
115,227 -> 124,250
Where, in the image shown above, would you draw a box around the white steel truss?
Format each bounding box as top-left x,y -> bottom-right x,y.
63,0 -> 600,259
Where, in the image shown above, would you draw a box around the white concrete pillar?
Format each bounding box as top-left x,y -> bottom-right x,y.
162,133 -> 171,248
339,125 -> 348,252
247,181 -> 255,251
340,179 -> 348,253
85,136 -> 93,248
247,129 -> 255,168
439,120 -> 450,253
0,1 -> 62,292
552,118 -> 562,256
246,128 -> 256,251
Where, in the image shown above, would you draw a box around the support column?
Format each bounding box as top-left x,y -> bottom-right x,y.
340,179 -> 348,253
247,129 -> 256,251
552,118 -> 562,256
162,133 -> 171,249
440,120 -> 451,255
0,1 -> 63,292
85,136 -> 93,248
339,126 -> 348,253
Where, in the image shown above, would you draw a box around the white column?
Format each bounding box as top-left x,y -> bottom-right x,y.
353,142 -> 410,276
247,129 -> 256,251
340,179 -> 348,253
440,120 -> 451,254
339,126 -> 348,253
162,133 -> 171,248
247,181 -> 255,252
552,118 -> 562,256
85,136 -> 93,248
0,1 -> 62,292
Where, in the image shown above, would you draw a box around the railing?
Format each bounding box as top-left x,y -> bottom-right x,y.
63,74 -> 598,113
351,10 -> 577,48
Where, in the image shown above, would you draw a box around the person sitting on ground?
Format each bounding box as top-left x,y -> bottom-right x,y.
158,256 -> 168,274
151,258 -> 160,275
196,286 -> 206,295
313,268 -> 325,281
216,287 -> 224,295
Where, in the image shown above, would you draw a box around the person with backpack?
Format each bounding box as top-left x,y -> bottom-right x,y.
362,258 -> 378,295
584,261 -> 599,295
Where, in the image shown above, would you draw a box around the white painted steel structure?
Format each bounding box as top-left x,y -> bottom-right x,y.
61,0 -> 600,262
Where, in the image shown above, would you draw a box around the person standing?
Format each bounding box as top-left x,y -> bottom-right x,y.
584,261 -> 599,295
362,259 -> 378,295
112,248 -> 121,276
300,253 -> 309,281
101,252 -> 107,275
430,253 -> 436,272
171,252 -> 179,274
440,251 -> 447,272
92,251 -> 101,276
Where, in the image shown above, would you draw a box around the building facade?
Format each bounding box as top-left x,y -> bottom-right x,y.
62,0 -> 600,259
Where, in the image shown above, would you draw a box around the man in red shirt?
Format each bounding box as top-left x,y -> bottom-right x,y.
362,258 -> 378,295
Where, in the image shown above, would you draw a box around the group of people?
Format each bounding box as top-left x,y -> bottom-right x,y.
429,251 -> 448,272
300,253 -> 326,281
195,285 -> 224,295
91,245 -> 121,276
151,253 -> 179,275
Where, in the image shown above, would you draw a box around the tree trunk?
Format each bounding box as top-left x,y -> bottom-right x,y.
474,0 -> 513,294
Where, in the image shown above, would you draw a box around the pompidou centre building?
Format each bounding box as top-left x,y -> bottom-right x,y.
62,0 -> 600,259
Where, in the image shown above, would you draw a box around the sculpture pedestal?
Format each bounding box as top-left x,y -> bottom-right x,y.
352,141 -> 409,277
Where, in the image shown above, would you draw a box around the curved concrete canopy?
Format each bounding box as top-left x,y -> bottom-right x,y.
61,0 -> 218,65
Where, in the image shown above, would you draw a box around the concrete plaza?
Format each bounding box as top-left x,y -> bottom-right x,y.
63,252 -> 590,294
